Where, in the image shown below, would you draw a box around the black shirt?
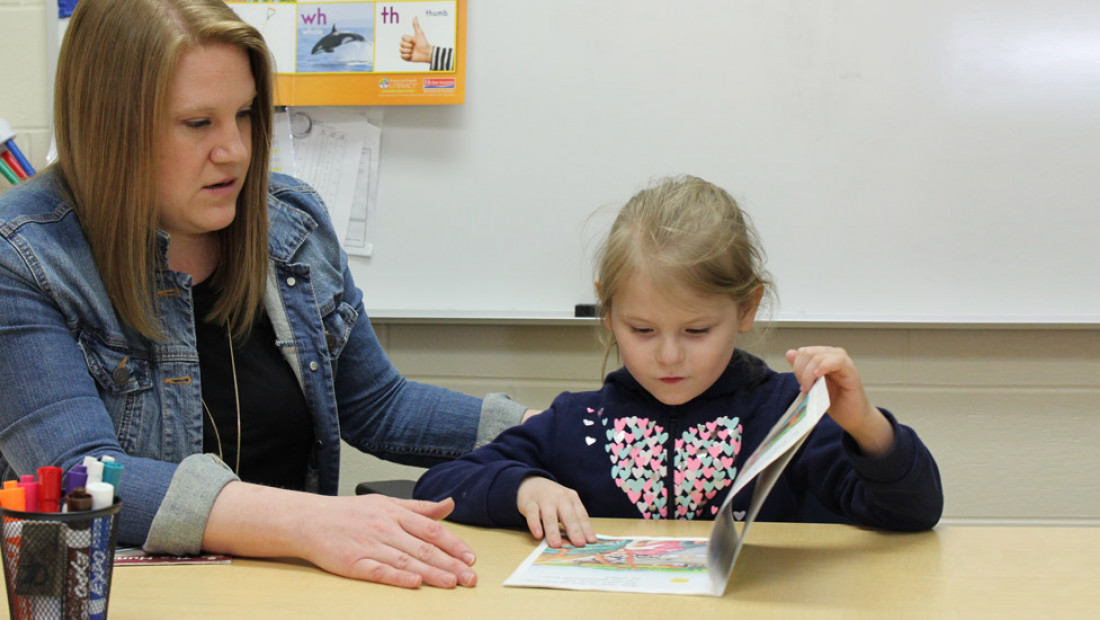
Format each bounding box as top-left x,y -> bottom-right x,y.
193,278 -> 314,490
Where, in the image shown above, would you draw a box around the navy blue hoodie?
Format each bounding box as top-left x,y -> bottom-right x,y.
415,351 -> 942,531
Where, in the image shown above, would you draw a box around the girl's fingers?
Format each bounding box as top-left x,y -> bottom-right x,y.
788,347 -> 855,391
542,509 -> 564,548
562,500 -> 596,546
516,479 -> 593,548
524,507 -> 545,541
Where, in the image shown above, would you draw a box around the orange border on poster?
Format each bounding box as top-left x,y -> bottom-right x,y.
240,0 -> 466,106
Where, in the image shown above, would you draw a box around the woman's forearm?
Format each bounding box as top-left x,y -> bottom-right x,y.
202,481 -> 302,558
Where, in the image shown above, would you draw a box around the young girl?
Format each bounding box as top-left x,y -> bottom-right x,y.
414,175 -> 943,548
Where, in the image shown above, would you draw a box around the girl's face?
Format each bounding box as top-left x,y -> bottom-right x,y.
155,43 -> 256,245
606,272 -> 758,406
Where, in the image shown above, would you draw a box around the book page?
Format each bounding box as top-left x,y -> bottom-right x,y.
706,377 -> 830,594
504,536 -> 714,595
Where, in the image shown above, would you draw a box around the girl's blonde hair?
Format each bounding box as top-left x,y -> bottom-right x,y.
54,0 -> 273,341
594,175 -> 773,367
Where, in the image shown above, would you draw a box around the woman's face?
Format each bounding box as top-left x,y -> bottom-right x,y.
155,43 -> 256,244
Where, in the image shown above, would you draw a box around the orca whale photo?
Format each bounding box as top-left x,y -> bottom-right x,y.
311,24 -> 365,54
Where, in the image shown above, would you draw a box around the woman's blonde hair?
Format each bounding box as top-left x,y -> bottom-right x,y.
54,0 -> 273,341
594,175 -> 773,368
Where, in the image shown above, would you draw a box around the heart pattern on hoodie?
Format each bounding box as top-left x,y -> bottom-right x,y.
673,416 -> 742,519
602,415 -> 670,519
598,411 -> 742,520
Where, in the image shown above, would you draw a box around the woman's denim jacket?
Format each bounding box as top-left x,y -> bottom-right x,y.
0,171 -> 524,553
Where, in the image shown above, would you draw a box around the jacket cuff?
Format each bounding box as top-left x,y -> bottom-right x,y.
143,454 -> 239,555
476,393 -> 527,447
841,408 -> 917,483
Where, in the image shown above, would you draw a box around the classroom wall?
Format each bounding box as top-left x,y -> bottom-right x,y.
4,1 -> 1097,526
349,1 -> 1100,323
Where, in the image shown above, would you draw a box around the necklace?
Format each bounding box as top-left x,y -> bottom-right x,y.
202,323 -> 242,474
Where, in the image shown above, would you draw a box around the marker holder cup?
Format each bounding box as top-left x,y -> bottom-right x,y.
0,500 -> 121,620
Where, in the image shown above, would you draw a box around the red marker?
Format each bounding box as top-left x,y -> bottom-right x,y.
0,149 -> 27,180
37,466 -> 64,513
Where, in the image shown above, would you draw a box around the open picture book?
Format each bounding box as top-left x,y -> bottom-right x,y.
503,377 -> 830,596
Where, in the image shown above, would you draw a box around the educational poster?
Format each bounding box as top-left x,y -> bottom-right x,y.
228,0 -> 465,105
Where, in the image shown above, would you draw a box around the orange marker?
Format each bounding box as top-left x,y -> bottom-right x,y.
0,485 -> 26,511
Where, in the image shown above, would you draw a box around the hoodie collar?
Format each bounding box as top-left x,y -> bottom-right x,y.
606,349 -> 774,406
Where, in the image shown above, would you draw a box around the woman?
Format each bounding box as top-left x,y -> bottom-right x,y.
0,0 -> 531,589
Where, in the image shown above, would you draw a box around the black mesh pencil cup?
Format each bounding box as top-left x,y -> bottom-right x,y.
0,500 -> 121,620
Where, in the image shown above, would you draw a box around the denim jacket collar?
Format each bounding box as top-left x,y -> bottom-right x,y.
267,192 -> 317,263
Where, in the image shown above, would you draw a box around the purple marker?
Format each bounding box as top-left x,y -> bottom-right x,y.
65,464 -> 88,497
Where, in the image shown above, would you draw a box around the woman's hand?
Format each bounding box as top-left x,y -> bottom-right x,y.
300,494 -> 478,589
516,476 -> 596,549
205,483 -> 478,589
785,346 -> 895,457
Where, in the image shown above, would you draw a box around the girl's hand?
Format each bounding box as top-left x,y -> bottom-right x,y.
517,476 -> 596,549
785,346 -> 895,457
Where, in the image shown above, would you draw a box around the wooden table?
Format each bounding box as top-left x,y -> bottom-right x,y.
16,519 -> 1099,618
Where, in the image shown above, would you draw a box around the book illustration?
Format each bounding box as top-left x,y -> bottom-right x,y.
507,536 -> 714,595
728,388 -> 812,501
533,538 -> 708,572
505,377 -> 830,597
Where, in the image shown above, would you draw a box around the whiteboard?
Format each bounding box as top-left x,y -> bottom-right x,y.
352,0 -> 1100,324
